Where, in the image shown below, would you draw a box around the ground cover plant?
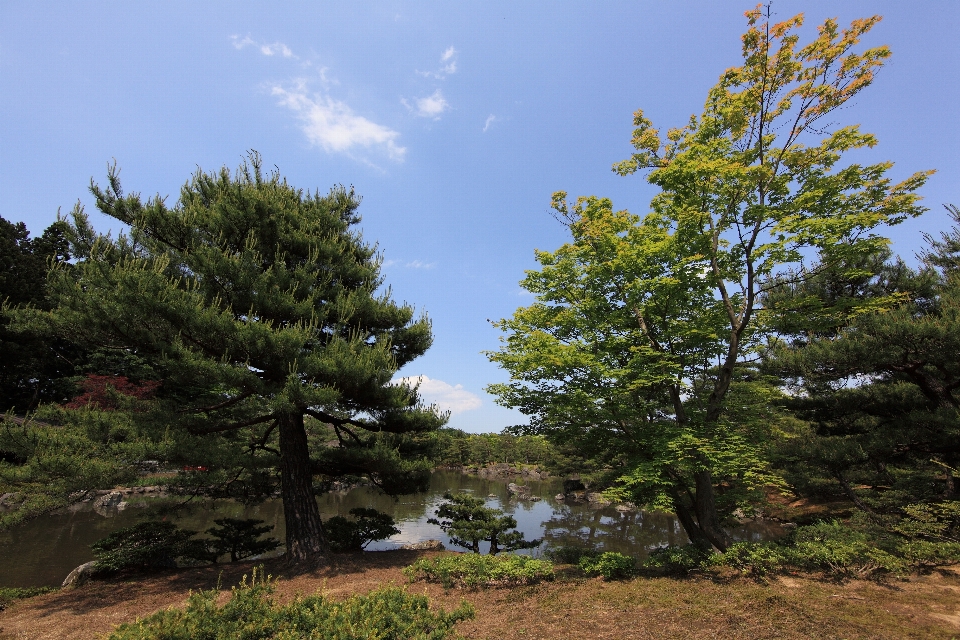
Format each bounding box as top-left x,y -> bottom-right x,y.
0,586 -> 56,612
404,553 -> 555,588
107,567 -> 475,640
578,551 -> 637,581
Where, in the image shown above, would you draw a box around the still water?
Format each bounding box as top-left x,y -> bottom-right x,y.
0,471 -> 782,588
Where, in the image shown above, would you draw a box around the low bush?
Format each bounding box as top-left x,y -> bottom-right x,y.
108,567 -> 474,640
206,518 -> 280,562
789,520 -> 906,577
324,508 -> 400,553
578,551 -> 637,580
711,542 -> 788,578
92,521 -> 200,572
897,540 -> 960,568
544,545 -> 600,565
404,553 -> 555,588
644,544 -> 713,575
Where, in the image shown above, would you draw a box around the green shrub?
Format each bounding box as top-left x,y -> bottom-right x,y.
206,518 -> 280,562
712,542 -> 788,577
544,545 -> 600,565
0,587 -> 56,612
578,551 -> 636,580
92,521 -> 199,572
404,553 -> 555,588
428,493 -> 541,554
643,544 -> 712,575
324,508 -> 400,553
893,501 -> 960,542
789,520 -> 906,577
108,567 -> 474,640
897,540 -> 960,567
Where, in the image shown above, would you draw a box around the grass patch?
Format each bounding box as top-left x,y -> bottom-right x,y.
0,586 -> 57,611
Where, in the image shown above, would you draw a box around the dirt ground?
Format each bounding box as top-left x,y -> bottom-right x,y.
2,551 -> 960,640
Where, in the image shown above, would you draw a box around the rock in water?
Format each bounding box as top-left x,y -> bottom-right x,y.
400,540 -> 445,551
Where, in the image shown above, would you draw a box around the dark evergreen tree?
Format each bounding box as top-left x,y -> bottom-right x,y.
18,154 -> 446,565
0,216 -> 78,411
765,235 -> 960,511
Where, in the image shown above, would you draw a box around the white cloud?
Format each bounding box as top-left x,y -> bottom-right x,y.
417,46 -> 458,79
404,89 -> 449,119
231,35 -> 297,59
483,114 -> 497,132
405,260 -> 436,269
381,259 -> 436,269
271,84 -> 406,161
394,375 -> 482,415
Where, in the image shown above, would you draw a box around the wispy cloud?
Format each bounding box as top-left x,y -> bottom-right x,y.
271,83 -> 405,162
405,260 -> 436,269
483,114 -> 497,132
382,259 -> 436,269
394,375 -> 481,415
417,46 -> 458,79
231,35 -> 297,59
403,89 -> 450,119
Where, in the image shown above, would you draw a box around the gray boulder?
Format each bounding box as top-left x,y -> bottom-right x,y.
62,561 -> 99,588
400,539 -> 445,551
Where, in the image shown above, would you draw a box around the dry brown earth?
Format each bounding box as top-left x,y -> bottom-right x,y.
2,551 -> 959,639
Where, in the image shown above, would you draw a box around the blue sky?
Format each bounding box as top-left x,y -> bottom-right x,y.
3,2 -> 959,432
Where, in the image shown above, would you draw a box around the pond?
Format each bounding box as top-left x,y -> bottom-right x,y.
0,470 -> 783,588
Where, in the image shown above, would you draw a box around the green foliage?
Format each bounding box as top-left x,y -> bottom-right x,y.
428,493 -> 540,554
109,567 -> 474,640
426,428 -> 563,471
11,153 -> 445,561
206,518 -> 281,562
323,508 -> 400,553
92,521 -> 200,572
404,553 -> 555,589
578,551 -> 637,581
0,408 -> 152,529
0,586 -> 57,612
0,215 -> 78,412
487,8 -> 928,553
544,545 -> 600,565
643,544 -> 713,576
788,520 -> 907,577
711,542 -> 788,578
892,501 -> 960,542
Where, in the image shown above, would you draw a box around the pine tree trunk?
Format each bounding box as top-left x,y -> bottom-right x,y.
278,411 -> 330,564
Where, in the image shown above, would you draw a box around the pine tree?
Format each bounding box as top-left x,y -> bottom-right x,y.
22,153 -> 445,564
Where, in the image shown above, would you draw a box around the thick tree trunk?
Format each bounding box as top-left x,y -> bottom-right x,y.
278,411 -> 330,565
668,486 -> 713,550
693,469 -> 731,552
